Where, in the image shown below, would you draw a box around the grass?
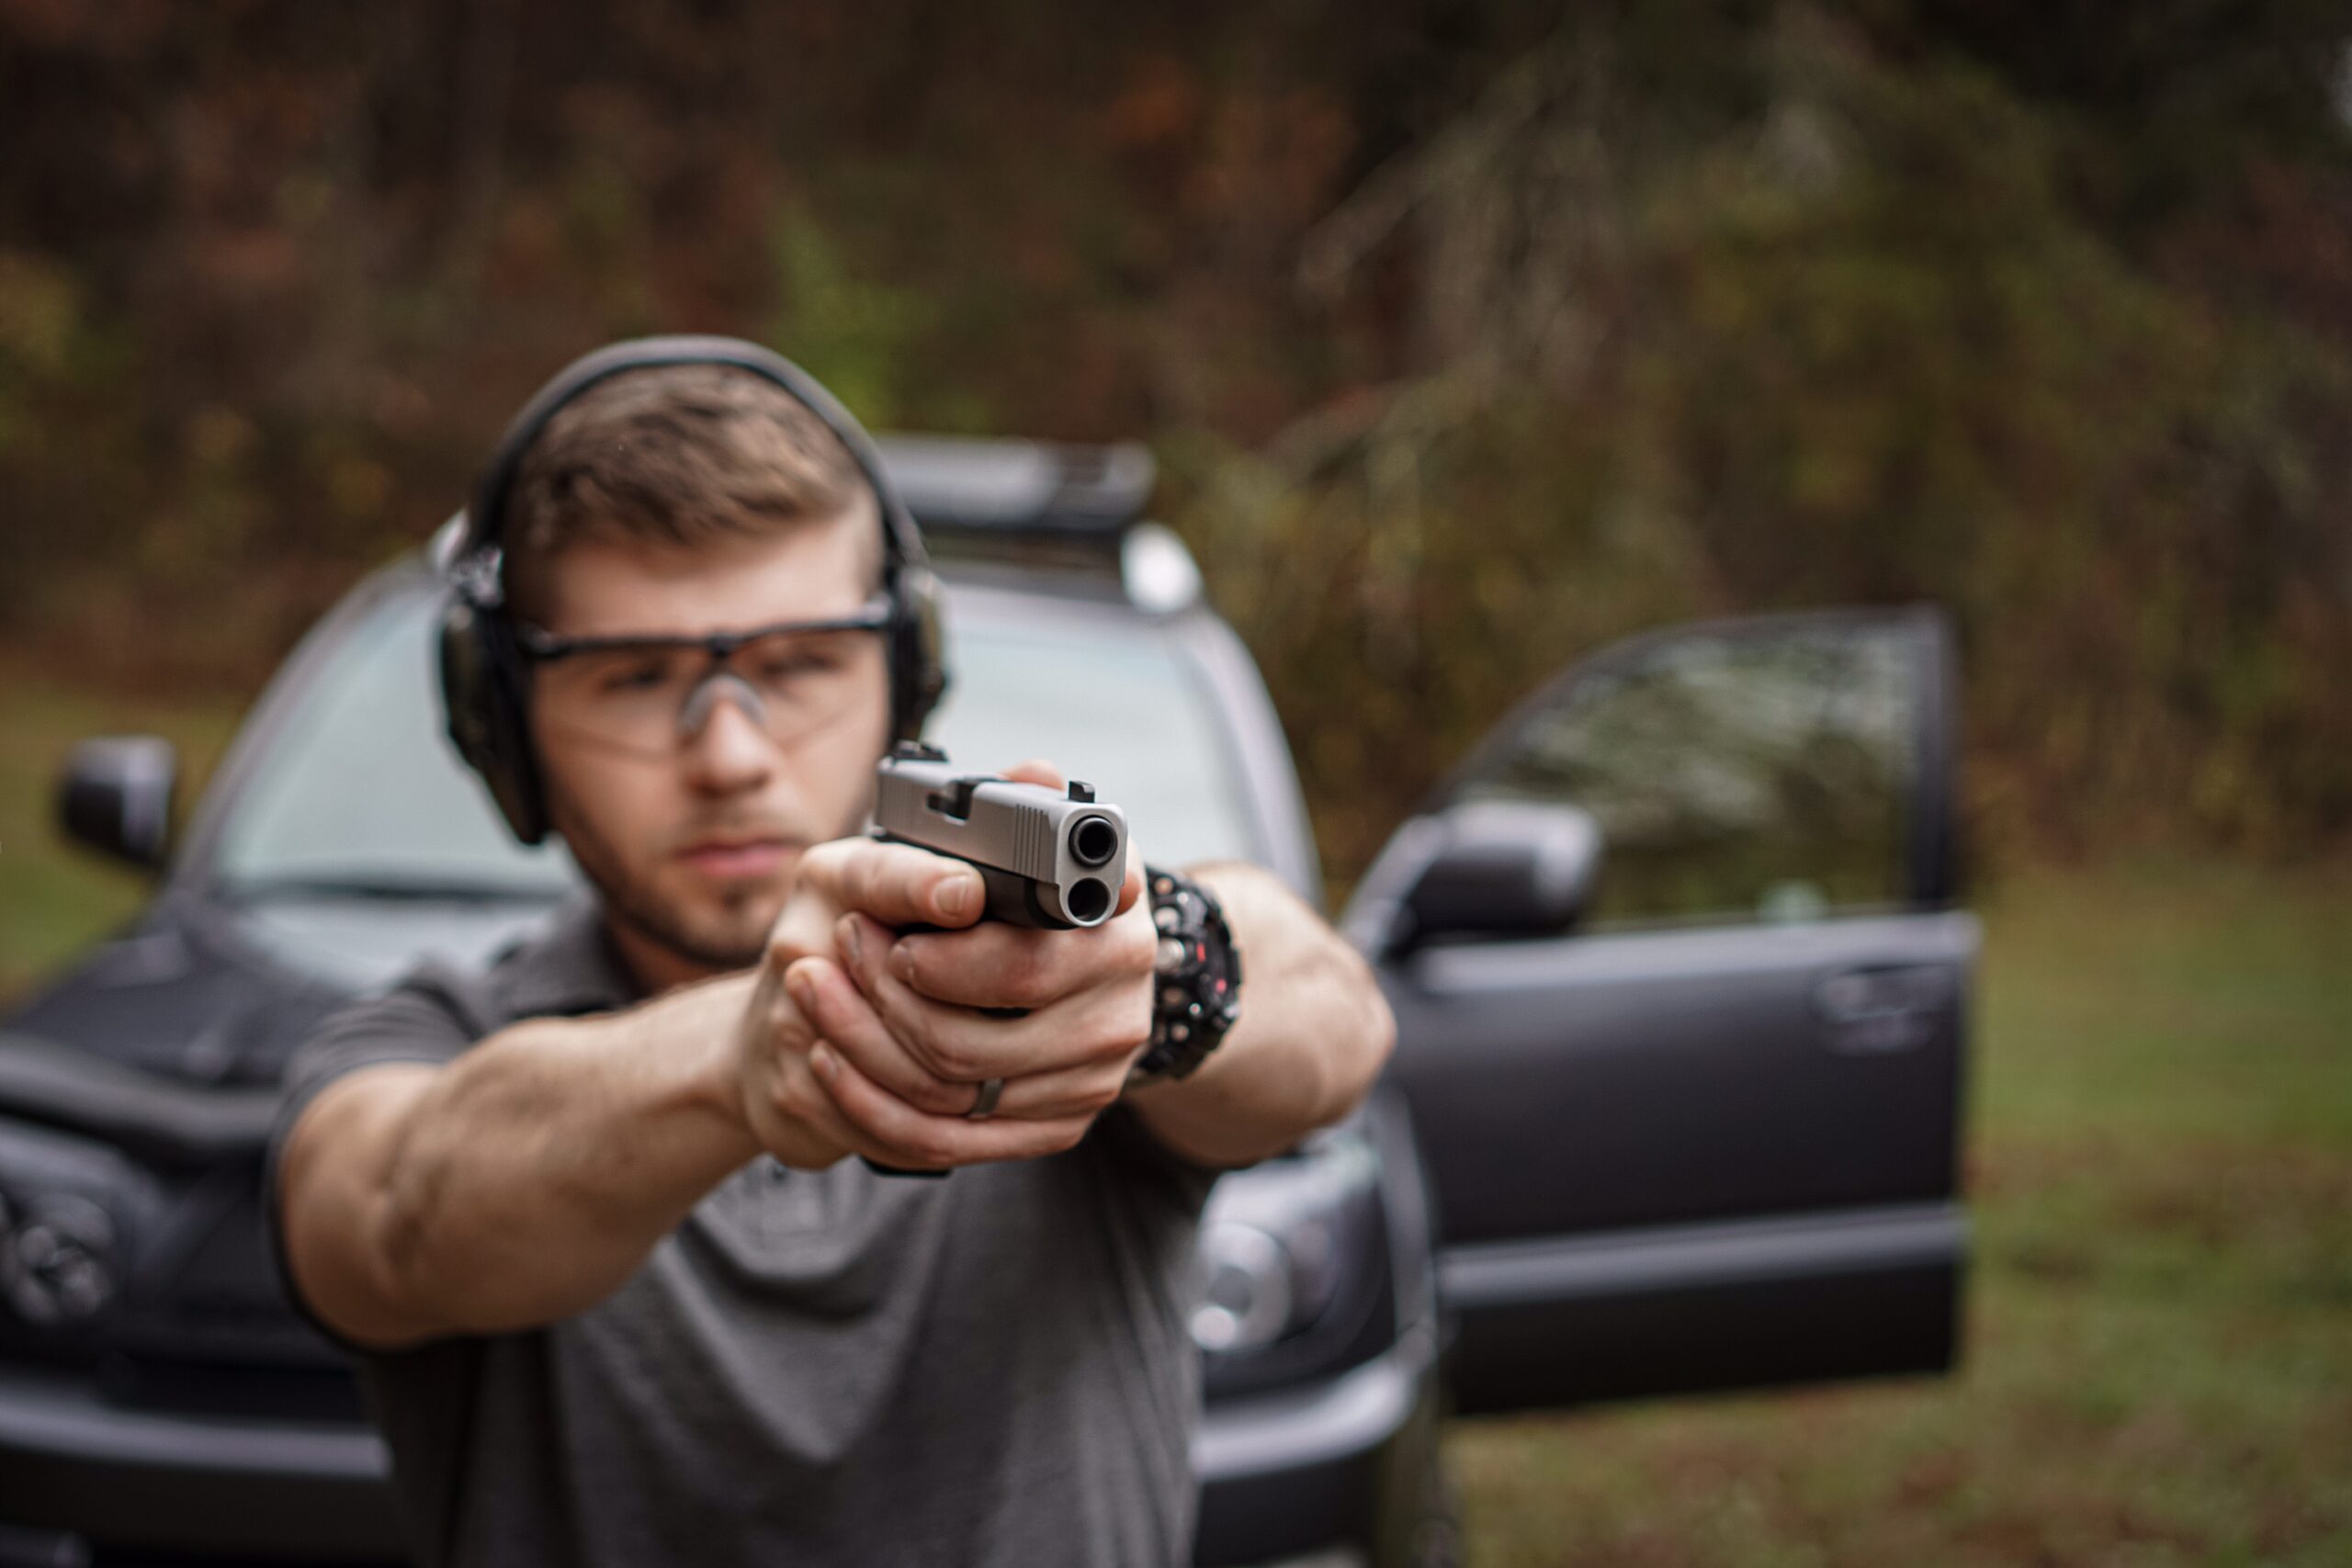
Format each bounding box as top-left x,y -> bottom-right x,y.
1448,852 -> 2352,1566
4,672 -> 2347,1563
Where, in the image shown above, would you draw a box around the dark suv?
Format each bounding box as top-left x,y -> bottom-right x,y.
0,437 -> 1974,1568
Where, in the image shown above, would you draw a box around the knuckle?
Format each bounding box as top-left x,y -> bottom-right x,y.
773,1075 -> 821,1126
838,853 -> 879,907
924,1032 -> 980,1082
758,990 -> 803,1042
910,1074 -> 970,1117
895,1125 -> 956,1168
1000,945 -> 1054,1007
886,850 -> 932,902
766,919 -> 821,966
879,860 -> 931,921
1087,1029 -> 1137,1070
839,1095 -> 898,1148
902,1012 -> 970,1077
1092,1002 -> 1150,1062
800,840 -> 847,885
788,983 -> 831,1036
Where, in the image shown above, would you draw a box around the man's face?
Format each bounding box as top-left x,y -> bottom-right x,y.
526,509 -> 892,980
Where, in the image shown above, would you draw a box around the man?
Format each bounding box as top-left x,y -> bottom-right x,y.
267,336 -> 1396,1567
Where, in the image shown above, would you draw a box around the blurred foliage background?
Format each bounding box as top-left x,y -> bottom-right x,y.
4,0 -> 2349,887
4,7 -> 2348,1563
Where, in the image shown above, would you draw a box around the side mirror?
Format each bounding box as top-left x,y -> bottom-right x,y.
1347,799 -> 1605,960
55,736 -> 178,872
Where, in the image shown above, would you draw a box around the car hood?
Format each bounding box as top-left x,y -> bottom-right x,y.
3,887 -> 564,1091
0,890 -> 571,1385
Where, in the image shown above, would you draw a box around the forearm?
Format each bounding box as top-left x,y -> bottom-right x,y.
288,972 -> 768,1345
1125,862 -> 1396,1168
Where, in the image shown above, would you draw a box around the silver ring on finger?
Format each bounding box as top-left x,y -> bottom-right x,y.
965,1077 -> 1004,1121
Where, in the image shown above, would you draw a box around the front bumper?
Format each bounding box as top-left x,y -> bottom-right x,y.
1193,1325 -> 1443,1568
0,1325 -> 1441,1567
0,1359 -> 401,1562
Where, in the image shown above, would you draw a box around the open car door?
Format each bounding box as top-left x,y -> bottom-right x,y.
1345,606 -> 1973,1413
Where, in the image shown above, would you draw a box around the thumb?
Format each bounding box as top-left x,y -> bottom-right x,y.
1001,758 -> 1067,791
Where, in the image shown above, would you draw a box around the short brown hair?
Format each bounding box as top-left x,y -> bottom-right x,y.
502,363 -> 876,618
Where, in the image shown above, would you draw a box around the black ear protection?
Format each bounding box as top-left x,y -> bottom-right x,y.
436,335 -> 949,846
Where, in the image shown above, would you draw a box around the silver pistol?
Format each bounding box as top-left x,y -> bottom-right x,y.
870,742 -> 1128,929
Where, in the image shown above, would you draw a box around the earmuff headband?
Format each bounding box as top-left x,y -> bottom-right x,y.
452,334 -> 932,608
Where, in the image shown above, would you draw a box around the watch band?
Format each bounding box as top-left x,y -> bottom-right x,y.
1131,865 -> 1242,1085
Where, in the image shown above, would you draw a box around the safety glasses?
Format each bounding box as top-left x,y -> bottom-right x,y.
516,594 -> 893,757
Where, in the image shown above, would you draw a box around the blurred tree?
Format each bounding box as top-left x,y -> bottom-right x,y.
0,0 -> 2346,875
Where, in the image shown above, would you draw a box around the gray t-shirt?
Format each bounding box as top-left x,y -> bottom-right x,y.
264,899 -> 1218,1567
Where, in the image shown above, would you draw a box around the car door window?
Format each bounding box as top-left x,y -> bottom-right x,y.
1459,618 -> 1922,930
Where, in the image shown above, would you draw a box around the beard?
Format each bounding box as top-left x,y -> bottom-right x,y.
548,779 -> 868,976
559,799 -> 783,972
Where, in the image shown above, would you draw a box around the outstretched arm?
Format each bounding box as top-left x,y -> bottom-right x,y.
277,971 -> 778,1348
277,840 -> 1079,1348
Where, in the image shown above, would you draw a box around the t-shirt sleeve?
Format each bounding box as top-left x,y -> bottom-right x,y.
261,972 -> 481,1352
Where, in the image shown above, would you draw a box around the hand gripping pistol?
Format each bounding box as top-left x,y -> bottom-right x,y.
854,743 -> 1129,1180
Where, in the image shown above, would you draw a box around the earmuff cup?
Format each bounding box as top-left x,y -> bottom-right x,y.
435,336 -> 950,848
889,561 -> 949,749
438,599 -> 554,845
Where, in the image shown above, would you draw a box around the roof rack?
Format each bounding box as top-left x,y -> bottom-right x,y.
425,434 -> 1200,612
875,434 -> 1199,611
875,435 -> 1156,539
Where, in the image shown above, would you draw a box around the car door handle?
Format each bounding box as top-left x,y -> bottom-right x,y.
1813,964 -> 1955,1055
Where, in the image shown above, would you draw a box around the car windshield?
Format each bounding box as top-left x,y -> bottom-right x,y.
205,578 -> 1261,910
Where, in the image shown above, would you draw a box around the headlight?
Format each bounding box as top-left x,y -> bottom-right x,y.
1193,1223 -> 1295,1352
1190,1126 -> 1381,1356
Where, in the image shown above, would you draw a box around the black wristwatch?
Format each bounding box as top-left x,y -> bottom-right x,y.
1129,866 -> 1242,1085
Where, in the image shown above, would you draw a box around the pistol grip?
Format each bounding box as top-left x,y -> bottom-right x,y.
862,1156 -> 947,1179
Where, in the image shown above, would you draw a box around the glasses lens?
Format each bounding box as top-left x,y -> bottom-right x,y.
727,626 -> 879,739
537,626 -> 883,755
539,647 -> 695,753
